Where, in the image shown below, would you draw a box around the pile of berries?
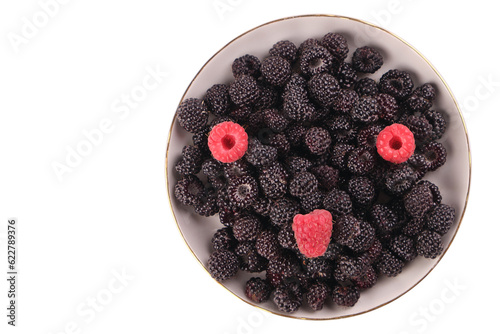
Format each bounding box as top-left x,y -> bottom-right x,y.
174,32 -> 455,313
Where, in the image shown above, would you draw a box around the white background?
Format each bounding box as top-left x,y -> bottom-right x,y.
0,1 -> 497,333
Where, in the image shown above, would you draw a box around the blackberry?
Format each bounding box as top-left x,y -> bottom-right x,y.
263,108 -> 289,133
323,188 -> 353,218
357,124 -> 383,148
353,265 -> 377,290
208,172 -> 228,191
236,242 -> 268,273
405,83 -> 436,112
304,127 -> 332,155
402,217 -> 425,237
311,106 -> 331,123
333,214 -> 361,247
416,83 -> 436,100
204,84 -> 230,116
269,40 -> 298,62
256,127 -> 275,145
385,164 -> 418,196
201,158 -> 222,178
423,109 -> 446,141
174,175 -> 204,206
347,147 -> 376,175
252,197 -> 272,217
350,220 -> 376,253
360,238 -> 383,264
255,230 -> 281,260
245,277 -> 272,303
408,153 -> 431,179
300,191 -> 324,212
327,115 -> 356,143
331,89 -> 359,114
352,46 -> 384,73
307,73 -> 340,107
261,56 -> 291,86
321,32 -> 349,60
283,89 -> 316,122
334,255 -> 367,282
332,285 -> 360,307
176,98 -> 209,133
289,172 -> 319,198
336,62 -> 358,89
194,187 -> 218,217
299,45 -> 335,77
285,124 -> 307,147
406,93 -> 432,113
422,141 -> 447,171
245,137 -> 278,168
212,227 -> 236,251
278,223 -> 298,251
223,160 -> 252,180
273,281 -> 302,313
404,182 -> 435,218
416,230 -> 443,259
232,214 -> 263,242
348,176 -> 376,207
216,188 -> 232,211
306,258 -> 334,279
369,162 -> 390,189
330,143 -> 355,169
298,38 -> 321,54
369,204 -> 400,235
425,204 -> 455,235
403,114 -> 432,142
229,105 -> 252,121
259,163 -> 288,199
192,128 -> 210,155
310,165 -> 339,191
232,54 -> 261,78
306,281 -> 329,311
269,133 -> 291,157
376,93 -> 399,123
418,180 -> 442,206
245,109 -> 265,133
376,249 -> 404,277
268,252 -> 301,280
219,206 -> 241,227
389,235 -> 417,262
322,242 -> 343,261
355,78 -> 379,96
269,198 -> 300,227
378,69 -> 414,100
229,74 -> 260,106
208,249 -> 239,281
227,176 -> 259,209
285,156 -> 312,175
175,145 -> 203,176
351,95 -> 379,123
255,83 -> 279,109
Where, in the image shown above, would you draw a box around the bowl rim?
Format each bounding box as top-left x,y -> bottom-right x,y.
164,14 -> 472,320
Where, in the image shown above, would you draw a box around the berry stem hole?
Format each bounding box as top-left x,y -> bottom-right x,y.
389,136 -> 402,150
310,58 -> 324,69
221,134 -> 236,150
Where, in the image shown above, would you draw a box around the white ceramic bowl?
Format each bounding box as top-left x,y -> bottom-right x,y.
166,15 -> 471,320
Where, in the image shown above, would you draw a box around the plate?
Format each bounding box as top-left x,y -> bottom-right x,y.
165,15 -> 471,319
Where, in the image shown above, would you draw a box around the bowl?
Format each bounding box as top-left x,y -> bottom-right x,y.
165,14 -> 471,320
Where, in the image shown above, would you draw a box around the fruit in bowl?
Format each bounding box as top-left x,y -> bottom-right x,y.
166,15 -> 470,319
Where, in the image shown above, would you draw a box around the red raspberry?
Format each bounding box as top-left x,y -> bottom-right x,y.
208,121 -> 248,163
376,123 -> 415,164
292,209 -> 333,258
